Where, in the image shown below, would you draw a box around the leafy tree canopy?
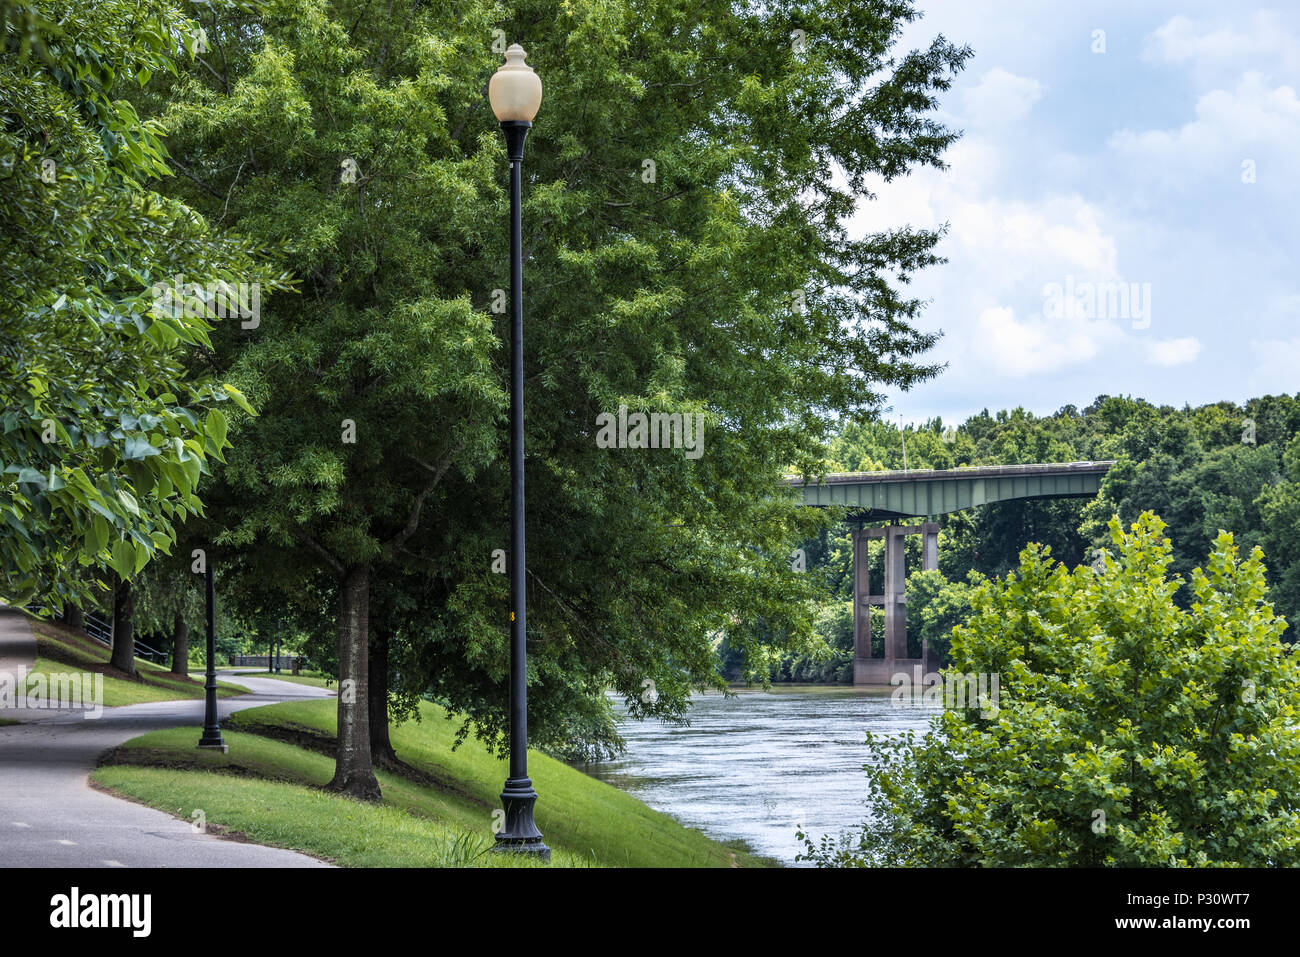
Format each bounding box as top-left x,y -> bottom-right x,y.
1,0 -> 289,607
802,513 -> 1300,867
153,0 -> 972,779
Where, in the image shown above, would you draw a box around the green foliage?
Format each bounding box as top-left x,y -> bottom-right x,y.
904,567 -> 982,662
1,0 -> 289,607
130,551 -> 203,636
796,393 -> 1300,666
801,513 -> 1300,867
1257,434 -> 1300,634
1084,393 -> 1300,625
153,0 -> 971,755
776,598 -> 854,682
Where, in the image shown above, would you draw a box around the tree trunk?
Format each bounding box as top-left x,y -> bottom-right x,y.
170,612 -> 189,675
369,625 -> 397,767
109,577 -> 136,676
63,605 -> 85,631
327,564 -> 381,801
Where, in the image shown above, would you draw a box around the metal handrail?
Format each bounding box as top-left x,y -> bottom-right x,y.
83,609 -> 112,646
49,607 -> 168,665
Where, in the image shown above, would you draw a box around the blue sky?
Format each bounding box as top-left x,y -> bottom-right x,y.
857,1 -> 1300,425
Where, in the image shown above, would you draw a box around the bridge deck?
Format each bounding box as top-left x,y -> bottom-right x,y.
787,461 -> 1114,518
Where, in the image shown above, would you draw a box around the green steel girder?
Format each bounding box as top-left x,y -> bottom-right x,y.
788,461 -> 1114,519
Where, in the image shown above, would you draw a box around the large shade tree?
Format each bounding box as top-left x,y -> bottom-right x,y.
0,0 -> 286,665
155,0 -> 970,798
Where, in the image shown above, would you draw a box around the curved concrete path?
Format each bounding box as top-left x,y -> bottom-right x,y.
0,606 -> 334,867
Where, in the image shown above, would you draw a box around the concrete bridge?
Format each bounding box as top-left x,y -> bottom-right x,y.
787,461 -> 1114,684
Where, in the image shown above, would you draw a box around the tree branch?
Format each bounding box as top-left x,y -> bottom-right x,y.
300,533 -> 345,575
383,437 -> 469,551
169,159 -> 225,200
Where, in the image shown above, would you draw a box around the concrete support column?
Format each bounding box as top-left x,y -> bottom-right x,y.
854,520 -> 943,683
922,523 -> 940,671
883,525 -> 908,660
852,528 -> 872,660
922,522 -> 940,572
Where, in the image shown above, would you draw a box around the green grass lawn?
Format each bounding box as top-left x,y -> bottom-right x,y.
27,617 -> 248,706
92,698 -> 776,868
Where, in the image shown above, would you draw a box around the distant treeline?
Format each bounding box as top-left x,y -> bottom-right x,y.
722,393 -> 1300,683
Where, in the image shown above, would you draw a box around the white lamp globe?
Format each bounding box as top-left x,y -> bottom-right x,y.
489,43 -> 542,123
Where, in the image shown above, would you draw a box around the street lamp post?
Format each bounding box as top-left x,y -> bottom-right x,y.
197,560 -> 227,752
488,42 -> 548,861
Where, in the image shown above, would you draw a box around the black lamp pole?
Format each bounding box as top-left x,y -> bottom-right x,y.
492,117 -> 548,861
197,560 -> 227,752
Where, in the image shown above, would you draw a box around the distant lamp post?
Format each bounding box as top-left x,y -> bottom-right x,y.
197,562 -> 227,752
488,42 -> 548,861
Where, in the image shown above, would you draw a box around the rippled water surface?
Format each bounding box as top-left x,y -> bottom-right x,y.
582,685 -> 936,865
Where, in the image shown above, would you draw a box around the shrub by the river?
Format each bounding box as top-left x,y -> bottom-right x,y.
801,512 -> 1300,866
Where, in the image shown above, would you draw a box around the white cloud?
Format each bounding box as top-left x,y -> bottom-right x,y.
1147,337 -> 1203,366
1109,72 -> 1300,185
857,134 -> 1138,384
861,2 -> 1300,421
961,68 -> 1044,127
1269,292 -> 1300,315
1143,12 -> 1300,76
866,159 -> 1122,286
970,306 -> 1124,378
1248,338 -> 1300,393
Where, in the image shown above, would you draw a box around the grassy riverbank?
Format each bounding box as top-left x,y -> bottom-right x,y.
27,617 -> 248,706
92,697 -> 776,868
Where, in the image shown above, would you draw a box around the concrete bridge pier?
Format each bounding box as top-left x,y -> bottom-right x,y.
791,461 -> 1114,683
852,521 -> 940,686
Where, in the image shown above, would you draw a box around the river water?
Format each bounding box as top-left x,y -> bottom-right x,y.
582,684 -> 937,866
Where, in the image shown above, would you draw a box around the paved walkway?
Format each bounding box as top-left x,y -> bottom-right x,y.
0,603 -> 37,682
0,606 -> 334,867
